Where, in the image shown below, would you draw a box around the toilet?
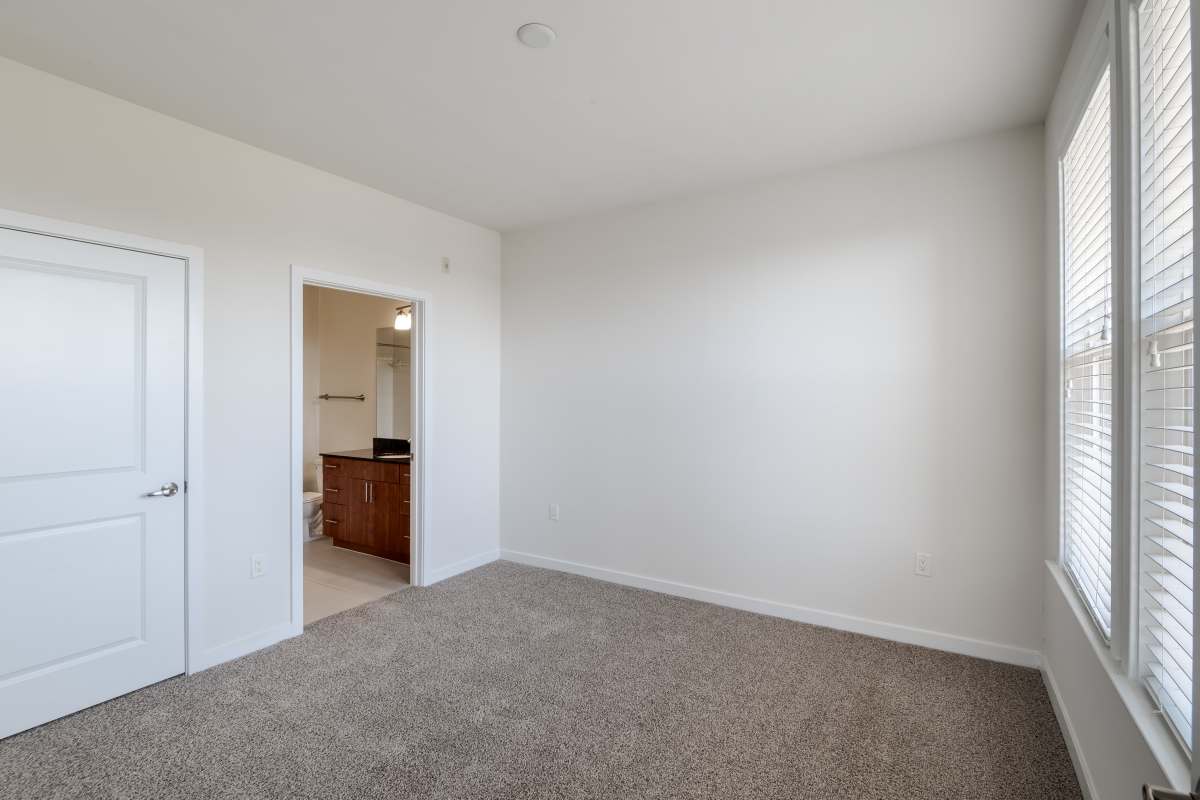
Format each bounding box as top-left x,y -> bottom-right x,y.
302,491 -> 323,541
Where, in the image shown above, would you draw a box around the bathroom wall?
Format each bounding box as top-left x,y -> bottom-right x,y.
377,327 -> 413,441
301,285 -> 321,492
307,286 -> 413,470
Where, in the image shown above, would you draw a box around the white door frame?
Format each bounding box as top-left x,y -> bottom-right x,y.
289,265 -> 432,633
0,207 -> 206,675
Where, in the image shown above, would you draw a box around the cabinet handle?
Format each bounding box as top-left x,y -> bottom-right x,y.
364,482 -> 369,502
324,463 -> 339,469
326,519 -> 339,525
326,488 -> 339,494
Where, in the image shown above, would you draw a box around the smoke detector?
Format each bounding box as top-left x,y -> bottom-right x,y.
516,22 -> 556,48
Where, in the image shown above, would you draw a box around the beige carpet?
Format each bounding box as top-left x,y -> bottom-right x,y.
0,561 -> 1080,799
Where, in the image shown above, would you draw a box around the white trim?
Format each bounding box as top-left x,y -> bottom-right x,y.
501,549 -> 1041,669
185,239 -> 205,676
1113,0 -> 1141,678
188,621 -> 293,673
427,549 -> 500,584
1189,0 -> 1200,770
1042,657 -> 1100,800
1051,2 -> 1115,157
0,207 -> 206,676
1056,20 -> 1120,647
1047,560 -> 1192,789
289,265 -> 434,638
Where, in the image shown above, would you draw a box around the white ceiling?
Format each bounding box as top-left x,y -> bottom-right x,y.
0,1 -> 1083,231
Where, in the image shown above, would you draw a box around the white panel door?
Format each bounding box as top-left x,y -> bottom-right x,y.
0,226 -> 186,738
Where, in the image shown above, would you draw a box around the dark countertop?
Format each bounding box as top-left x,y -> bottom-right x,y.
320,449 -> 412,463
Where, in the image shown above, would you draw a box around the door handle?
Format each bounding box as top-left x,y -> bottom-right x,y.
144,482 -> 179,498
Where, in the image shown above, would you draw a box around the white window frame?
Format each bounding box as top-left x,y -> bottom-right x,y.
1127,0 -> 1200,761
1050,0 -> 1199,785
1057,16 -> 1130,655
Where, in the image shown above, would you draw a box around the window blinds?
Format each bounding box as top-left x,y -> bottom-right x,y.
1063,65 -> 1114,638
1138,0 -> 1194,748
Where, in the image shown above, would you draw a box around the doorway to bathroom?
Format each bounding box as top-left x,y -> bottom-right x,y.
289,266 -> 429,631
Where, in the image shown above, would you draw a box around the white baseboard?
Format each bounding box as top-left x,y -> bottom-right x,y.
1042,659 -> 1099,800
426,549 -> 500,585
500,549 -> 1041,669
188,550 -> 499,673
187,621 -> 296,674
1044,562 -> 1191,792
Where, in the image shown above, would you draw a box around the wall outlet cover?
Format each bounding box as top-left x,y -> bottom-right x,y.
915,552 -> 932,578
548,503 -> 560,522
251,554 -> 266,578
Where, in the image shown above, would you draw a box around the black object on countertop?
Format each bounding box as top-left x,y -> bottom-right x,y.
373,437 -> 410,457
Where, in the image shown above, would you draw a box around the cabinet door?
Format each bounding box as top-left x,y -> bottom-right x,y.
344,478 -> 370,547
366,481 -> 409,563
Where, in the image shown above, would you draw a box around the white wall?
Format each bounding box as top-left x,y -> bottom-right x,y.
1044,567 -> 1173,799
501,126 -> 1047,660
1038,0 -> 1187,796
0,57 -> 501,660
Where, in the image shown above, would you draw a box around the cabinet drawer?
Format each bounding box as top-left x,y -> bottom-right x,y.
322,457 -> 350,478
322,502 -> 348,532
345,459 -> 407,484
322,469 -> 345,494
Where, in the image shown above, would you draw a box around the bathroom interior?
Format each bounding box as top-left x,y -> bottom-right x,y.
301,284 -> 414,624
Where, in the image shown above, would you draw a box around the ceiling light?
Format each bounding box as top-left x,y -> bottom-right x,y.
394,305 -> 412,331
517,22 -> 556,48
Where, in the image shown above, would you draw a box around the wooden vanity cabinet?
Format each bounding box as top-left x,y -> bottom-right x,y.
320,455 -> 410,564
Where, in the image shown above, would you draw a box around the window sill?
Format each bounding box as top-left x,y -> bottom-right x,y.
1046,561 -> 1191,790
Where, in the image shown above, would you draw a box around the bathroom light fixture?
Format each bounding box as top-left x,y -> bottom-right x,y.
394,305 -> 412,331
517,22 -> 556,48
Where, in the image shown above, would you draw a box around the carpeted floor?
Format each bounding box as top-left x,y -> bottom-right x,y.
0,561 -> 1080,800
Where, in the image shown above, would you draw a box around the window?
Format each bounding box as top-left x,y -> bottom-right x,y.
1138,0 -> 1194,749
1063,65 -> 1115,638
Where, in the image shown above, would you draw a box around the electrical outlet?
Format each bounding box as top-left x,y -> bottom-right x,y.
915,552 -> 932,578
441,256 -> 451,273
251,554 -> 266,578
548,503 -> 560,522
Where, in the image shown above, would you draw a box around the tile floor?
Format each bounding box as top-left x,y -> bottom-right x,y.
303,537 -> 409,625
